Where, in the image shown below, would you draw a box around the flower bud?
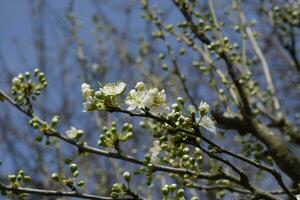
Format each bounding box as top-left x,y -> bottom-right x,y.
199,101 -> 209,116
51,173 -> 59,182
17,74 -> 24,82
70,163 -> 78,173
25,71 -> 30,80
172,103 -> 180,112
23,176 -> 31,183
73,171 -> 79,177
122,171 -> 131,182
77,180 -> 85,187
12,77 -> 21,88
32,122 -> 39,129
51,115 -> 59,126
8,175 -> 16,182
177,189 -> 184,196
34,68 -> 40,76
176,97 -> 184,105
135,82 -> 145,91
81,83 -> 93,99
169,183 -> 177,191
162,185 -> 169,195
158,53 -> 165,59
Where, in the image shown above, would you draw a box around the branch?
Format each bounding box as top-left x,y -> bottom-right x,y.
236,4 -> 280,111
0,183 -> 131,200
170,0 -> 300,191
189,183 -> 300,196
0,89 -> 237,184
0,90 -> 295,199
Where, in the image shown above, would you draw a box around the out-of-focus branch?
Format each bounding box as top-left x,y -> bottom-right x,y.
235,3 -> 280,111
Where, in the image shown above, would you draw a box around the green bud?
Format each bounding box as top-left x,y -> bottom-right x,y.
139,121 -> 146,128
165,24 -> 173,31
122,171 -> 131,182
173,112 -> 180,120
169,183 -> 177,191
111,127 -> 117,134
172,103 -> 180,112
17,74 -> 24,82
12,77 -> 21,88
32,122 -> 39,129
64,158 -> 72,165
111,192 -> 118,198
34,68 -> 40,76
182,154 -> 189,161
179,48 -> 185,55
25,72 -> 30,80
102,126 -> 108,132
122,123 -> 130,131
17,175 -> 23,182
73,171 -> 79,177
45,139 -> 50,145
8,175 -> 16,182
158,53 -> 165,59
76,130 -> 84,139
147,163 -> 154,172
38,72 -> 45,79
51,173 -> 59,182
35,135 -> 43,142
162,186 -> 169,195
51,115 -> 59,126
182,147 -> 189,154
162,63 -> 168,70
23,176 -> 31,183
18,170 -> 25,176
77,180 -> 85,187
177,189 -> 184,196
70,163 -> 78,173
176,97 -> 184,105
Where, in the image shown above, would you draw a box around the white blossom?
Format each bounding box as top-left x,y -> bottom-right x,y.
150,140 -> 161,161
199,101 -> 209,116
81,83 -> 93,99
142,88 -> 170,115
199,116 -> 217,134
99,82 -> 126,96
83,96 -> 94,112
65,126 -> 84,139
125,89 -> 146,111
126,83 -> 170,115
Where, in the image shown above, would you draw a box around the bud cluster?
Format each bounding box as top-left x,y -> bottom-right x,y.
98,122 -> 133,148
11,69 -> 47,109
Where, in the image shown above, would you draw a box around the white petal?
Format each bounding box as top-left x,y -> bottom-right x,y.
199,116 -> 217,134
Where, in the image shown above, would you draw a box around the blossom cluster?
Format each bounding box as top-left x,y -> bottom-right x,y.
126,82 -> 170,115
81,81 -> 216,134
81,81 -> 169,115
81,82 -> 126,112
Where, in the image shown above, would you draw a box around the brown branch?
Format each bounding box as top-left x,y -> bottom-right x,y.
170,0 -> 300,192
0,90 -> 237,184
0,183 -> 131,200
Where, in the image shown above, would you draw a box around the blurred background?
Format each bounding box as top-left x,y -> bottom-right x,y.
0,0 -> 299,199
